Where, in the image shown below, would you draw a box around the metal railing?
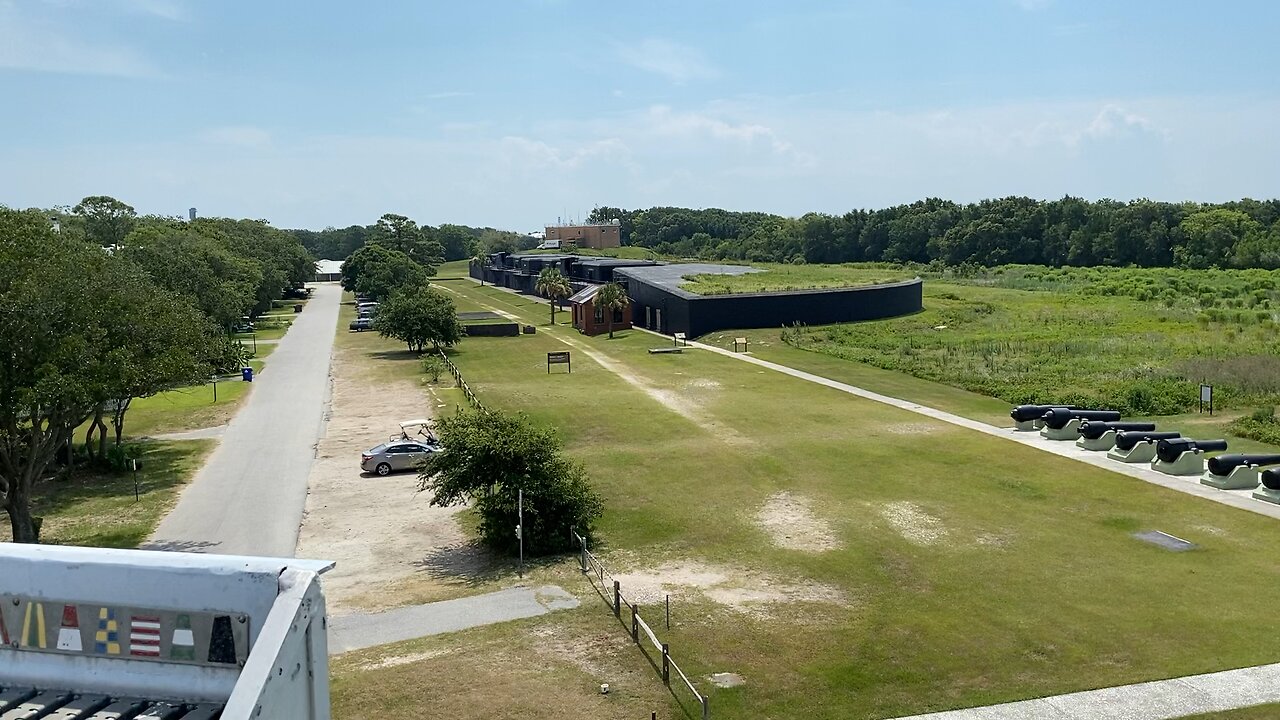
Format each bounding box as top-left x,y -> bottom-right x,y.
438,350 -> 484,410
572,530 -> 709,720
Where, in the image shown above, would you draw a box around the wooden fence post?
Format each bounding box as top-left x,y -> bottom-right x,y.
630,604 -> 639,643
702,697 -> 709,720
662,643 -> 670,686
613,580 -> 621,617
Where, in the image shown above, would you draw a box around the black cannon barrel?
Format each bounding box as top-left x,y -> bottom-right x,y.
1115,431 -> 1181,452
1263,468 -> 1280,491
1011,404 -> 1075,423
1078,421 -> 1156,440
1206,454 -> 1280,476
1042,408 -> 1121,430
1156,438 -> 1228,463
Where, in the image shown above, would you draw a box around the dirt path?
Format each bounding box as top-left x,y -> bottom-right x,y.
295,342 -> 486,614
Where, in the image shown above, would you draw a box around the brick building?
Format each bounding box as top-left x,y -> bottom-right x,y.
568,284 -> 631,336
544,221 -> 622,250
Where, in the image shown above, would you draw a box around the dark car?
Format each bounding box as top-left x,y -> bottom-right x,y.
349,317 -> 373,332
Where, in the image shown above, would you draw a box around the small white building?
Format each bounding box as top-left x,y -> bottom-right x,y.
313,259 -> 343,282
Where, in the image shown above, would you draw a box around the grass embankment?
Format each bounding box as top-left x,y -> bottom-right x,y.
344,278 -> 1280,720
1183,705 -> 1280,719
1,440 -> 214,547
680,263 -> 912,295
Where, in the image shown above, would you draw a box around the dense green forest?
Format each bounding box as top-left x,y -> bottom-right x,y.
289,221 -> 533,261
587,197 -> 1280,269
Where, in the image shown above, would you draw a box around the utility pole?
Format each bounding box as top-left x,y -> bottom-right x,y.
517,488 -> 524,580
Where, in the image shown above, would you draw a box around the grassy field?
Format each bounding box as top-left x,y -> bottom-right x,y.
1,440 -> 213,546
770,269 -> 1280,417
680,262 -> 913,295
1183,705 -> 1280,719
369,278 -> 1280,720
122,358 -> 266,437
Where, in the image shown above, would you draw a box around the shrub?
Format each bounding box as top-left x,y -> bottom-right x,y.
419,409 -> 603,555
420,355 -> 445,383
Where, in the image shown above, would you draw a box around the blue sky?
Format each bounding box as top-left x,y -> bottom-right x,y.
2,0 -> 1278,231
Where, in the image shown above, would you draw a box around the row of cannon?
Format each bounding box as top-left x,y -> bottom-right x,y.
1010,404 -> 1280,499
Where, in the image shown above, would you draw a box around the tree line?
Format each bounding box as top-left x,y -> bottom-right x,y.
1,197 -> 314,543
588,197 -> 1280,269
289,218 -> 534,262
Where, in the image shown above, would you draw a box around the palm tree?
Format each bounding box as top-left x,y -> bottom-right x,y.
535,267 -> 572,325
595,281 -> 630,339
471,253 -> 492,286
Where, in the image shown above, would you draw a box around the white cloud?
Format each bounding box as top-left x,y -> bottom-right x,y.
616,38 -> 719,83
0,1 -> 160,77
200,126 -> 272,148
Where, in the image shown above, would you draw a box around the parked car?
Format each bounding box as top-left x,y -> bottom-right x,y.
349,317 -> 373,331
361,439 -> 439,476
232,317 -> 255,333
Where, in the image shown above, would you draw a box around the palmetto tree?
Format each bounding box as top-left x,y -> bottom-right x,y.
471,253 -> 492,286
535,267 -> 572,325
595,281 -> 630,339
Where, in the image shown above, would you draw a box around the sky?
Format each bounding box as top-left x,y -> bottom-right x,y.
2,0 -> 1279,231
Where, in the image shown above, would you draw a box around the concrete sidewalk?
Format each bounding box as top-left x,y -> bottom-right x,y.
327,585 -> 579,654
888,662 -> 1280,720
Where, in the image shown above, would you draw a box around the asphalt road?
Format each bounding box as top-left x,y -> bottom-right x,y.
147,283 -> 341,557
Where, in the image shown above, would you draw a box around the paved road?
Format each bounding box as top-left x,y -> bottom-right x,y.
327,585 -> 580,654
147,283 -> 341,557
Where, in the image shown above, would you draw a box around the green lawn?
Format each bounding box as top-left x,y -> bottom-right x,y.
1182,704 -> 1280,719
680,262 -> 913,295
2,440 -> 213,547
419,279 -> 1280,720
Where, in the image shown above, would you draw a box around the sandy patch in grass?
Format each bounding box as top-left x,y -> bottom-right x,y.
687,378 -> 722,390
880,501 -> 948,546
755,491 -> 842,552
354,648 -> 453,671
611,560 -> 844,615
296,345 -> 485,613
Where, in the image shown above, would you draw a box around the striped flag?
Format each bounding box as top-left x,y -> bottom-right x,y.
22,602 -> 46,649
56,604 -> 82,652
129,615 -> 162,657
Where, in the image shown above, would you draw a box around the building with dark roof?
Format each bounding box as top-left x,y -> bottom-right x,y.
471,255 -> 923,338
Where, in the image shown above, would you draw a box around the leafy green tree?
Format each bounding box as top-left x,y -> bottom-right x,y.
434,223 -> 477,261
595,281 -> 630,338
535,267 -> 572,325
123,224 -> 262,329
373,285 -> 463,353
0,209 -> 218,542
341,243 -> 429,300
73,195 -> 136,248
1177,209 -> 1261,269
372,213 -> 444,271
419,409 -> 603,555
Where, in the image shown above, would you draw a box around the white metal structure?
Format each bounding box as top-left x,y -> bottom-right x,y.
0,545 -> 334,719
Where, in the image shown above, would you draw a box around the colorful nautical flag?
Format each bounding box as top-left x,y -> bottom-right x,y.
56,604 -> 82,652
21,602 -> 46,649
95,607 -> 121,655
129,615 -> 162,657
207,615 -> 236,664
170,614 -> 195,661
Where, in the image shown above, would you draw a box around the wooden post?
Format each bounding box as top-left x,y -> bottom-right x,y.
662,643 -> 670,686
630,604 -> 639,643
702,697 -> 709,720
666,594 -> 670,630
613,580 -> 621,617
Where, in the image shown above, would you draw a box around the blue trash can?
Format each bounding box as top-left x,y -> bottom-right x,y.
241,366 -> 254,382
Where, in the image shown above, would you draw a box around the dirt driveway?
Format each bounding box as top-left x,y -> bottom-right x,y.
295,343 -> 487,614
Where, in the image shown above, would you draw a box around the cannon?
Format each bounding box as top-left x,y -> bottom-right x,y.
1010,404 -> 1075,431
1201,454 -> 1280,490
1079,421 -> 1156,440
1076,421 -> 1156,451
1040,409 -> 1121,440
1255,467 -> 1280,505
1107,431 -> 1181,463
1152,438 -> 1228,476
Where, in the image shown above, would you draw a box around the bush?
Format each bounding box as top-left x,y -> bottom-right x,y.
419,409 -> 603,555
420,355 -> 445,383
